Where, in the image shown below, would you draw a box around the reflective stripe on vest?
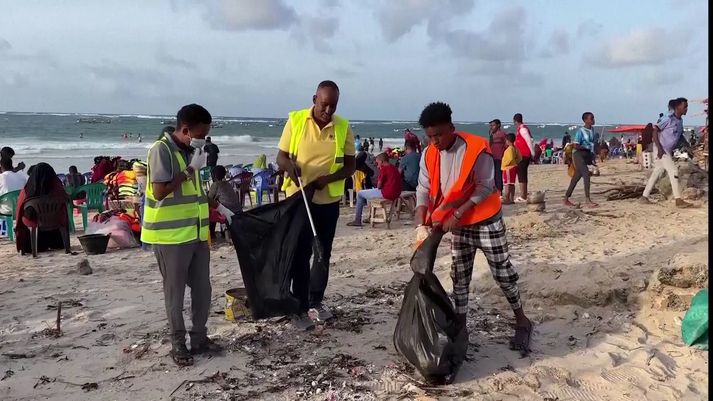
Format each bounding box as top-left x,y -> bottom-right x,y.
425,132 -> 502,226
141,137 -> 209,245
281,108 -> 349,197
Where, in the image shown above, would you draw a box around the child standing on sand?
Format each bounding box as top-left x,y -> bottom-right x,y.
501,133 -> 521,204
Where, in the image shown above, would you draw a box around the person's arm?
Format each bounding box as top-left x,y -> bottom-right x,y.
148,143 -> 191,201
652,126 -> 664,158
415,152 -> 429,226
12,162 -> 25,173
457,154 -> 495,216
151,173 -> 190,201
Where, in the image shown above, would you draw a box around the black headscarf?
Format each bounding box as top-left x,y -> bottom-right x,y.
25,162 -> 59,198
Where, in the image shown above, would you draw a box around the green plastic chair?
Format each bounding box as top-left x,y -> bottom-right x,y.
71,182 -> 106,232
0,190 -> 21,241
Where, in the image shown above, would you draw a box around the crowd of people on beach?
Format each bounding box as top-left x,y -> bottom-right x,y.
0,79 -> 703,370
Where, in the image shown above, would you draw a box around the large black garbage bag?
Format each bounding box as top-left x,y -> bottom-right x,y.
393,230 -> 468,384
229,191 -> 311,319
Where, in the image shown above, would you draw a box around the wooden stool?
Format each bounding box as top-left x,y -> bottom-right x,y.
395,191 -> 416,220
368,198 -> 394,229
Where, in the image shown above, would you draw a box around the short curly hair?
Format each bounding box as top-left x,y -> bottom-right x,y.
418,102 -> 452,128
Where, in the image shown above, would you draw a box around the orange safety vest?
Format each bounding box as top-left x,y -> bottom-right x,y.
425,132 -> 502,226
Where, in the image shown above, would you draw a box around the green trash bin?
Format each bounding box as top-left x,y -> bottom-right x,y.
681,289 -> 708,350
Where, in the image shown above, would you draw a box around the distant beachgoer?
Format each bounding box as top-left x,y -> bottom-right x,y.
362,138 -> 370,153
0,157 -> 28,215
641,98 -> 693,208
513,113 -> 535,202
404,128 -> 422,153
15,163 -> 69,255
355,143 -> 374,189
355,134 -> 361,150
79,132 -> 84,139
378,137 -> 383,152
414,101 -> 532,353
563,112 -> 598,208
598,139 -> 609,162
138,133 -> 142,143
347,152 -> 401,227
204,136 -> 219,167
0,147 -> 26,173
208,165 -> 242,239
501,133 -> 521,204
369,137 -> 375,150
91,157 -> 113,183
562,131 -> 572,149
488,119 -> 507,192
66,165 -> 86,189
398,141 -> 420,191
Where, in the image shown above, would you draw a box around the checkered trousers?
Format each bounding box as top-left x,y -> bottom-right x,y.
450,217 -> 522,314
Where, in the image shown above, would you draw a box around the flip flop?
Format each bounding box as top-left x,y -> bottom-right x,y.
509,320 -> 533,357
170,345 -> 194,367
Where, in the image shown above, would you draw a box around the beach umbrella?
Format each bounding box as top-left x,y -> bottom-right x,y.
607,125 -> 647,135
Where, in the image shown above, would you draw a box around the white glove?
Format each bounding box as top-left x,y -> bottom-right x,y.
415,225 -> 431,247
188,149 -> 207,173
216,203 -> 235,225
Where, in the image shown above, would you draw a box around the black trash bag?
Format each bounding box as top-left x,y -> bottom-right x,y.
393,230 -> 468,385
229,191 -> 312,319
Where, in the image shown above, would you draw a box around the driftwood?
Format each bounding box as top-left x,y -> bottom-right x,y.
593,185 -> 647,201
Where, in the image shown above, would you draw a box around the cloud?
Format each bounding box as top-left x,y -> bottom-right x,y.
576,19 -> 603,38
375,0 -> 474,43
0,38 -> 11,52
538,29 -> 570,58
156,47 -> 196,70
294,16 -> 339,53
205,0 -> 297,31
638,69 -> 682,87
589,27 -> 687,68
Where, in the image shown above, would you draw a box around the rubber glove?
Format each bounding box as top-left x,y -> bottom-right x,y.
415,225 -> 430,248
188,149 -> 207,173
216,203 -> 235,225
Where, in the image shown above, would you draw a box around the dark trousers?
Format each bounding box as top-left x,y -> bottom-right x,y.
291,201 -> 340,311
493,159 -> 503,191
566,150 -> 592,198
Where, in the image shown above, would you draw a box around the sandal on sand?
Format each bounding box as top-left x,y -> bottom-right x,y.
509,320 -> 533,357
346,221 -> 363,227
170,344 -> 194,366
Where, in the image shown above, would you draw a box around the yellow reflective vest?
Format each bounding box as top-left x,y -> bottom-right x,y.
141,136 -> 209,245
281,108 -> 349,197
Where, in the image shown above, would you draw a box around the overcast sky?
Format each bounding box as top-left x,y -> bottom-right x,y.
0,0 -> 708,124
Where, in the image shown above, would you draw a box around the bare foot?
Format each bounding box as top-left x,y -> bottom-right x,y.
583,201 -> 598,208
563,199 -> 577,207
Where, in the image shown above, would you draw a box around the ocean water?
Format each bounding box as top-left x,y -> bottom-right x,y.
0,111 -> 648,173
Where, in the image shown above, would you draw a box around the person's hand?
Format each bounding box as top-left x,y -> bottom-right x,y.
441,214 -> 460,233
189,149 -> 207,172
216,203 -> 235,225
415,225 -> 430,247
17,162 -> 25,170
657,147 -> 665,160
313,176 -> 331,190
286,161 -> 301,186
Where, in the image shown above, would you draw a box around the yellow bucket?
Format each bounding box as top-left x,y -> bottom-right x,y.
224,288 -> 250,321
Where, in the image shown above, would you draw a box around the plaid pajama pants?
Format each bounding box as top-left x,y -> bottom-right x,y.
450,217 -> 522,314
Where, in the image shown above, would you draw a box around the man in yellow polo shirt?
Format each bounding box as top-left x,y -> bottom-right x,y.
276,80 -> 356,329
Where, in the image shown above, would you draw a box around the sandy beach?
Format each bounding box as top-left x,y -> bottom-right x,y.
0,158 -> 707,401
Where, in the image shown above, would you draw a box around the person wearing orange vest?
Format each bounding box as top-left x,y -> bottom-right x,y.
414,102 -> 533,355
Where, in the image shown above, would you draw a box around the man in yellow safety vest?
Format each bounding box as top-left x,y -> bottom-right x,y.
141,104 -> 235,366
276,80 -> 356,330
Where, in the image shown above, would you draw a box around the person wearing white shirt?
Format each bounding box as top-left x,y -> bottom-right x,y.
0,157 -> 28,215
